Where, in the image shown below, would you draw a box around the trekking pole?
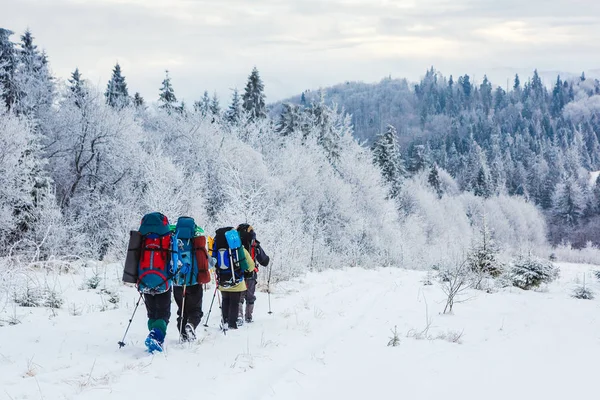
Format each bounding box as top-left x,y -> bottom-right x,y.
217,289 -> 226,336
179,282 -> 188,343
118,292 -> 143,348
267,260 -> 273,315
203,284 -> 218,327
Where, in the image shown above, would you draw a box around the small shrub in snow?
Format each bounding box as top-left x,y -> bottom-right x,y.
510,256 -> 559,290
14,286 -> 44,307
467,220 -> 503,290
572,275 -> 594,300
69,303 -> 82,316
86,273 -> 101,290
593,270 -> 600,281
387,326 -> 400,347
572,286 -> 594,300
440,259 -> 473,314
44,288 -> 64,309
435,329 -> 464,344
100,288 -> 120,305
549,253 -> 557,262
421,272 -> 434,286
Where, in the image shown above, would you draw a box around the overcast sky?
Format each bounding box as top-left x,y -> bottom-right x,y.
3,0 -> 600,104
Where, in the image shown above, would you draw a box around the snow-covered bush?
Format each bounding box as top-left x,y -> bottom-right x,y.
572,285 -> 594,300
510,256 -> 560,290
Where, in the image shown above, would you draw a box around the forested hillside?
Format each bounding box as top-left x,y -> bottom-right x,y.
275,68 -> 600,246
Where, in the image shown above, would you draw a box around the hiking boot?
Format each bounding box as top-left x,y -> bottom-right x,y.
145,328 -> 165,353
236,317 -> 244,327
228,321 -> 238,330
184,323 -> 197,342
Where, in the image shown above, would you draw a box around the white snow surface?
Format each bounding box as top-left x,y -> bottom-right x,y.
590,170 -> 600,186
1,263 -> 599,400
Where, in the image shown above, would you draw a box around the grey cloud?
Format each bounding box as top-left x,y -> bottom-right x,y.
2,0 -> 600,103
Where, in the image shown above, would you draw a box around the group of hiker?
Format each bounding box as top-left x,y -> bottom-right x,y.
122,212 -> 270,353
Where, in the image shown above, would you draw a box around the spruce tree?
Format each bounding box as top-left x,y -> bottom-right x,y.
68,68 -> 86,108
372,124 -> 405,198
0,28 -> 17,110
276,103 -> 303,136
105,63 -> 129,108
133,92 -> 145,108
242,67 -> 266,120
158,70 -> 177,111
210,92 -> 221,116
225,88 -> 242,124
428,164 -> 443,198
552,179 -> 585,227
13,29 -> 54,119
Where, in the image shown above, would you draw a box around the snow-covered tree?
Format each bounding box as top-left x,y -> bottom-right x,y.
158,70 -> 177,111
242,67 -> 266,120
372,124 -> 405,199
13,29 -> 54,122
104,62 -> 129,108
68,68 -> 86,108
0,28 -> 17,110
226,88 -> 242,124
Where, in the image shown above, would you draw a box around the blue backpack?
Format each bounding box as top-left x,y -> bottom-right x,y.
173,217 -> 210,286
213,227 -> 248,288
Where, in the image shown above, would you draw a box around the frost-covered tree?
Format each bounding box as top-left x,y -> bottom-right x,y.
158,70 -> 177,111
552,178 -> 586,227
194,90 -> 211,116
68,68 -> 86,108
104,63 -> 129,108
0,28 -> 17,110
226,88 -> 242,124
133,92 -> 145,108
428,164 -> 443,198
242,67 -> 266,120
372,124 -> 405,198
210,92 -> 221,117
13,29 -> 54,121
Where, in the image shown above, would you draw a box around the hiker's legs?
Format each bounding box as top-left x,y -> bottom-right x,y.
227,292 -> 242,329
184,284 -> 203,328
144,288 -> 172,339
221,291 -> 230,324
245,277 -> 257,321
173,286 -> 186,332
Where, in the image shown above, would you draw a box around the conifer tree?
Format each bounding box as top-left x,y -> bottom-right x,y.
158,70 -> 177,111
133,92 -> 145,108
226,88 -> 243,124
0,28 -> 17,110
210,92 -> 221,116
428,164 -> 443,198
372,124 -> 405,198
242,67 -> 266,120
105,63 -> 129,108
68,68 -> 86,108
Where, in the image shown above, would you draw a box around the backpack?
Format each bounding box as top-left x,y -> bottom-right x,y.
237,223 -> 270,268
213,227 -> 249,288
173,216 -> 210,286
137,212 -> 174,294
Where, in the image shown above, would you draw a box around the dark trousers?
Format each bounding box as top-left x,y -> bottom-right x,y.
174,284 -> 203,330
221,291 -> 242,328
240,275 -> 257,305
144,288 -> 172,324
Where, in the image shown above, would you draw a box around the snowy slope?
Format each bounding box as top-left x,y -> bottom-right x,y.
1,263 -> 599,400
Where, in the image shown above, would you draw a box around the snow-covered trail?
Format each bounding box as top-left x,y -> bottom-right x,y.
1,264 -> 600,400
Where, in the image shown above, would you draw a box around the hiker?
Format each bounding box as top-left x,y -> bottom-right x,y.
212,227 -> 255,330
123,212 -> 175,352
172,217 -> 211,342
237,224 -> 270,324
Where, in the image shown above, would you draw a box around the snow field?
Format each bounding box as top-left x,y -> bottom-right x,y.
1,263 -> 599,400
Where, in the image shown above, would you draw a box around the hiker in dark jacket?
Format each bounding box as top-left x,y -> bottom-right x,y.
237,224 -> 270,324
213,227 -> 254,330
